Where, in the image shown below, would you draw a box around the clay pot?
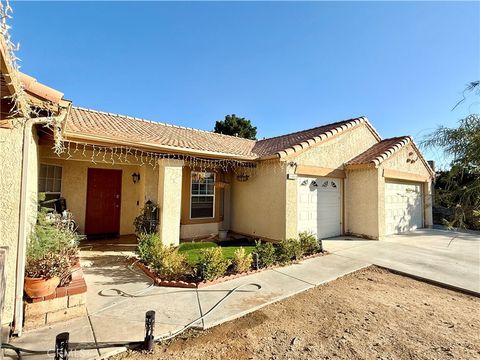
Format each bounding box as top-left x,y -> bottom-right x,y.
24,276 -> 60,298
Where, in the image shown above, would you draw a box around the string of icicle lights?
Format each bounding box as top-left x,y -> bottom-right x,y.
58,141 -> 285,176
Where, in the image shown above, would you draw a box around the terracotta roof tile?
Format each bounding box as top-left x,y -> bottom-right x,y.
19,72 -> 64,104
64,107 -> 379,159
253,117 -> 378,157
66,107 -> 257,158
346,136 -> 411,167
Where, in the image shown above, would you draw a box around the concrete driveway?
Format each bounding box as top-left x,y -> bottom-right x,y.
323,229 -> 480,295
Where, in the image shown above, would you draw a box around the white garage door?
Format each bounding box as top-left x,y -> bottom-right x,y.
385,181 -> 423,235
297,176 -> 342,239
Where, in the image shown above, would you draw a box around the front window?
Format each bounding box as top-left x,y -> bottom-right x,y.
38,164 -> 63,205
190,172 -> 215,219
39,164 -> 62,194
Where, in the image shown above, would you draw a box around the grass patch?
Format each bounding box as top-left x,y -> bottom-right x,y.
221,246 -> 254,260
178,241 -> 254,265
178,242 -> 218,264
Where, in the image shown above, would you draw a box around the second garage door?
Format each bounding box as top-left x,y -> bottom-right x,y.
385,181 -> 423,235
297,176 -> 342,239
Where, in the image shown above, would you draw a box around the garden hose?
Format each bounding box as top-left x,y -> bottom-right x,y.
1,282 -> 262,359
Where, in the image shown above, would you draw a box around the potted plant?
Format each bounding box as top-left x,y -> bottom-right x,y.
24,253 -> 70,298
24,195 -> 79,298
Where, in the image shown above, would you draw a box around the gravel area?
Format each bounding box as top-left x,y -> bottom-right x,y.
114,267 -> 480,359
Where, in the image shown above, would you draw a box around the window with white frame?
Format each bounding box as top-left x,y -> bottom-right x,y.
39,164 -> 62,194
190,171 -> 215,219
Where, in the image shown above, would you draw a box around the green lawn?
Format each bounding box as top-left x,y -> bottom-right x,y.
178,241 -> 255,265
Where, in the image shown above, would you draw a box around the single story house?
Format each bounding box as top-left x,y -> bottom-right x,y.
0,39 -> 434,333
37,107 -> 434,246
1,33 -> 70,334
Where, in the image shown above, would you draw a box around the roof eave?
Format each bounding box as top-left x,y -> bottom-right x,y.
345,162 -> 377,171
0,36 -> 29,117
62,131 -> 258,161
346,136 -> 435,178
276,117 -> 376,160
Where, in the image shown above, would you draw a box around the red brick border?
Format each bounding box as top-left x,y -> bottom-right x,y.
131,251 -> 328,289
25,266 -> 87,303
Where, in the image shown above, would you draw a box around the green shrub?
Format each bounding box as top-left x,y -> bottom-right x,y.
299,231 -> 321,255
27,208 -> 78,262
253,240 -> 276,268
196,247 -> 230,281
26,198 -> 79,281
138,233 -> 190,280
276,238 -> 303,264
137,232 -> 161,264
151,245 -> 191,281
231,247 -> 253,273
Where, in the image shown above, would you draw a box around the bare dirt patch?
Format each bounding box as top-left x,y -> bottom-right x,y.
115,267 -> 480,359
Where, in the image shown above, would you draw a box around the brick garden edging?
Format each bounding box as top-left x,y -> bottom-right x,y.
23,264 -> 87,331
131,251 -> 328,289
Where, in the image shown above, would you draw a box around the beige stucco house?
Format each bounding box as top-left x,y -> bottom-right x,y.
36,107 -> 434,246
1,49 -> 434,333
1,34 -> 70,333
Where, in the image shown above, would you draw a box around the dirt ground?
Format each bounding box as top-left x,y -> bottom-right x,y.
115,267 -> 480,360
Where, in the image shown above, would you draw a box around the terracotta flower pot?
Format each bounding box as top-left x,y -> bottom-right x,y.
24,276 -> 60,298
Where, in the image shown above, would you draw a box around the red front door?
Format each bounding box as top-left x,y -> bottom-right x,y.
85,168 -> 122,237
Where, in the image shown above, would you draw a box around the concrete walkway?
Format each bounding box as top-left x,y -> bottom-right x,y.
6,250 -> 368,359
6,229 -> 479,359
324,229 -> 480,294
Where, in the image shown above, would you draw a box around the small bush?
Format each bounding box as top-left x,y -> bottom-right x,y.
299,231 -> 321,255
137,232 -> 161,265
276,238 -> 303,264
196,247 -> 230,281
25,252 -> 71,280
253,240 -> 276,268
231,247 -> 253,273
151,245 -> 190,281
28,209 -> 78,262
26,196 -> 79,282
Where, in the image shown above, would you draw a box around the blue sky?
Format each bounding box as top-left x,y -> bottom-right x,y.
10,1 -> 480,166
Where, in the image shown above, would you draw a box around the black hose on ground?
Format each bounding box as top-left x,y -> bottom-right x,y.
1,282 -> 262,358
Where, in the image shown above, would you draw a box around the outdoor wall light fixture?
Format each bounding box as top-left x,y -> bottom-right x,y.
132,172 -> 141,184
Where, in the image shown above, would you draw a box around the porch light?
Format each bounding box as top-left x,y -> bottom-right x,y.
132,172 -> 141,184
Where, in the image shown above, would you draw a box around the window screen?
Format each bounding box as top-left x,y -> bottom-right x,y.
39,164 -> 62,194
191,172 -> 215,218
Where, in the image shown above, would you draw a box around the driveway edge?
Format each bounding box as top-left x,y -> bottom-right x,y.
376,265 -> 480,298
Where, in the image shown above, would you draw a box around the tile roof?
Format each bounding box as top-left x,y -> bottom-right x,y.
19,72 -> 65,104
64,107 -> 380,159
346,136 -> 412,167
65,107 -> 258,158
253,117 -> 380,158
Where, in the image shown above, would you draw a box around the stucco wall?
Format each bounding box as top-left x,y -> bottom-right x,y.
39,146 -> 143,235
27,130 -> 39,231
378,143 -> 433,237
180,222 -> 221,239
157,160 -> 183,246
0,123 -> 38,326
0,125 -> 23,326
230,162 -> 287,241
292,123 -> 379,169
345,168 -> 380,239
285,123 -> 380,239
143,164 -> 159,203
380,143 -> 432,178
